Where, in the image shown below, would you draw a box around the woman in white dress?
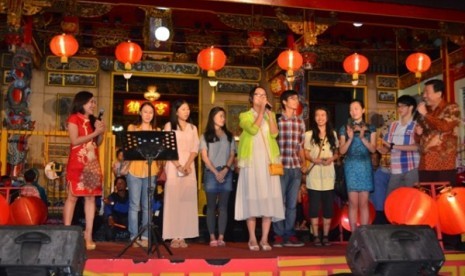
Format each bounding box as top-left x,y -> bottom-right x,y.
163,100 -> 199,248
235,86 -> 284,251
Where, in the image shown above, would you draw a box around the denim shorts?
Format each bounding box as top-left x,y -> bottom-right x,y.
203,166 -> 233,193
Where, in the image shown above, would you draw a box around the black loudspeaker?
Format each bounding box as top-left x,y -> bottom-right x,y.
0,225 -> 86,276
346,225 -> 444,276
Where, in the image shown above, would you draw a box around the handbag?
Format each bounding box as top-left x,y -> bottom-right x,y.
269,163 -> 284,176
260,128 -> 284,176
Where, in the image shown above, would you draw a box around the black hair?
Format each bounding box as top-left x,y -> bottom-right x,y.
24,169 -> 37,182
169,99 -> 192,131
203,106 -> 233,144
349,99 -> 367,122
280,90 -> 299,110
309,106 -> 337,152
248,86 -> 267,104
424,79 -> 444,97
133,101 -> 157,129
114,176 -> 127,186
397,95 -> 417,112
70,91 -> 97,129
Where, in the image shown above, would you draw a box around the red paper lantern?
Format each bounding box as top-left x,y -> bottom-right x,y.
340,201 -> 376,232
9,196 -> 48,225
406,52 -> 431,79
277,49 -> 303,77
385,187 -> 438,228
343,53 -> 369,84
197,46 -> 227,77
437,187 -> 465,235
0,194 -> 9,225
49,33 -> 79,63
115,40 -> 143,70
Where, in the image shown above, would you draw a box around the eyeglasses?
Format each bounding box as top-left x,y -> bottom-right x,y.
254,93 -> 267,98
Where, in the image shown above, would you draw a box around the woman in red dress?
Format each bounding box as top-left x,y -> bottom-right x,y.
63,91 -> 106,250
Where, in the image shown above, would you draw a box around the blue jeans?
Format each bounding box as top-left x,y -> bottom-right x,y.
127,173 -> 156,240
273,168 -> 302,240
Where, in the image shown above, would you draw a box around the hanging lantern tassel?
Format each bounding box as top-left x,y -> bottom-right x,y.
211,86 -> 216,104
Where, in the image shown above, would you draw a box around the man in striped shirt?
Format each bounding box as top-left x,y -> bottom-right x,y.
273,90 -> 307,247
378,95 -> 419,196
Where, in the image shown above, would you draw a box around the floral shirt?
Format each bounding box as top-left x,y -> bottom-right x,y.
415,99 -> 460,171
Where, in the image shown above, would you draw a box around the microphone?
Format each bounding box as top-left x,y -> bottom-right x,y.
97,109 -> 104,120
265,103 -> 272,110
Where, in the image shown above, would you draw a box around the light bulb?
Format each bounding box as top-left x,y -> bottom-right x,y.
155,26 -> 170,41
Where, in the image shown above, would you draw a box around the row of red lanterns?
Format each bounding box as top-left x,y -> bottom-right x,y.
48,34 -> 432,84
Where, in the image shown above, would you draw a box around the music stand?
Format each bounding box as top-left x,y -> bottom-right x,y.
116,131 -> 178,258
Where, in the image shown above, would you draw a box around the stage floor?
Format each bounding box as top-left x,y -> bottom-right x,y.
83,240 -> 465,275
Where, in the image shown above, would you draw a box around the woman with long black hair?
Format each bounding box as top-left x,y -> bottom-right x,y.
200,106 -> 236,247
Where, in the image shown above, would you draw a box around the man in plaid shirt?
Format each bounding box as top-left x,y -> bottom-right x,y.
273,90 -> 307,247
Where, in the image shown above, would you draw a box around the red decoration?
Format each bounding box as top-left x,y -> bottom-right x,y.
406,52 -> 431,79
123,100 -> 170,116
385,187 -> 438,228
270,74 -> 286,96
247,31 -> 266,53
197,46 -> 227,77
0,194 -> 9,225
302,51 -> 318,70
61,16 -> 80,34
277,49 -> 303,77
49,33 -> 79,63
437,187 -> 465,235
340,201 -> 376,232
12,88 -> 22,103
9,196 -> 48,225
115,41 -> 143,70
343,53 -> 369,84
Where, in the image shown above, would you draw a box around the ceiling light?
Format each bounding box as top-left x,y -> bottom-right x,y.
144,85 -> 161,101
353,22 -> 363,27
155,26 -> 170,41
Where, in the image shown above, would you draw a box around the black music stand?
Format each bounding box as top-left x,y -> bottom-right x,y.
116,131 -> 178,258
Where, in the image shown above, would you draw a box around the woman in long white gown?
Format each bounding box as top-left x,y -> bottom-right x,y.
235,86 -> 284,251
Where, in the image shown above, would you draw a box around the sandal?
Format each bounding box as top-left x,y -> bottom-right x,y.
209,240 -> 218,247
179,239 -> 188,248
259,241 -> 272,251
248,241 -> 259,251
170,239 -> 180,248
313,236 -> 322,247
217,240 -> 226,247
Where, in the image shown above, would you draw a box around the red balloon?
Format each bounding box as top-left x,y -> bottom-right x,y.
0,194 -> 9,225
311,201 -> 341,230
296,102 -> 303,116
9,196 -> 47,225
385,187 -> 438,228
437,187 -> 465,235
340,201 -> 376,232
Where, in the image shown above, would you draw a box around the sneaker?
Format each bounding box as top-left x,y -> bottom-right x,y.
273,236 -> 284,247
283,236 -> 304,247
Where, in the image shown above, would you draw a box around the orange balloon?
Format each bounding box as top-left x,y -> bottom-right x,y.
9,196 -> 47,225
0,194 -> 9,225
437,187 -> 465,235
340,201 -> 376,232
385,187 -> 438,228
